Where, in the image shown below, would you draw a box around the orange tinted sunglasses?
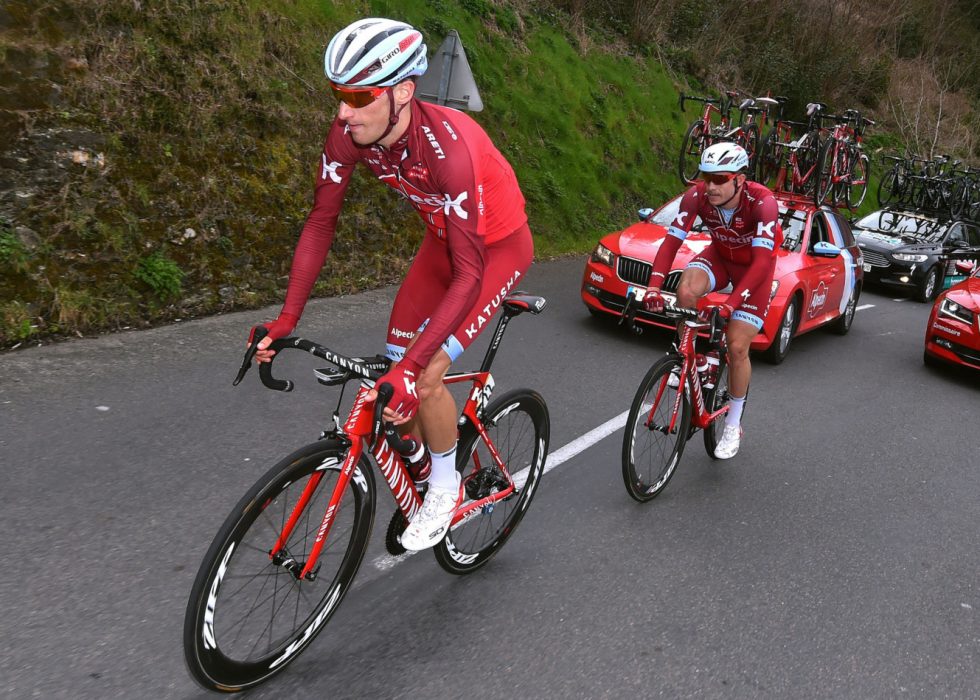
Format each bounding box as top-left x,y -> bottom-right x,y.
701,171 -> 738,185
329,82 -> 387,108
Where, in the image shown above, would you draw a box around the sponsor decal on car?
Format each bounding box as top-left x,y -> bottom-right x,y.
590,271 -> 604,283
933,323 -> 962,336
807,281 -> 828,318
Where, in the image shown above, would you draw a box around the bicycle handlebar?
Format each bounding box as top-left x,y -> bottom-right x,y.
236,327 -> 390,392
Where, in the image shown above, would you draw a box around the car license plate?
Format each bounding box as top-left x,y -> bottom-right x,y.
862,263 -> 871,272
626,285 -> 645,301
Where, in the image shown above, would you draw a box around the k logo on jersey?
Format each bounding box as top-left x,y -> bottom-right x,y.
757,221 -> 776,238
442,191 -> 469,220
321,154 -> 343,184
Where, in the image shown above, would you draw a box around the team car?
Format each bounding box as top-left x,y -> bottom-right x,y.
581,191 -> 864,363
923,260 -> 980,371
850,210 -> 980,302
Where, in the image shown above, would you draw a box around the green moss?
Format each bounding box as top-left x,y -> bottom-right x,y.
135,253 -> 184,302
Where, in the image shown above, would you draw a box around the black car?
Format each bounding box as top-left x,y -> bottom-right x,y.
851,210 -> 980,302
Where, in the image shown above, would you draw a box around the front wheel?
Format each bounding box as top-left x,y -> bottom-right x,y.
679,120 -> 708,186
761,296 -> 799,364
877,165 -> 900,207
434,389 -> 550,575
846,152 -> 870,209
183,441 -> 376,692
915,266 -> 941,303
622,354 -> 691,502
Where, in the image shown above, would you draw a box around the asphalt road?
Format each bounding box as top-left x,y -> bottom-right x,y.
1,258 -> 977,699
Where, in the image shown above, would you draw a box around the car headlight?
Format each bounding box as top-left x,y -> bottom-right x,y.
591,243 -> 615,267
892,253 -> 928,262
939,298 -> 975,325
769,280 -> 779,301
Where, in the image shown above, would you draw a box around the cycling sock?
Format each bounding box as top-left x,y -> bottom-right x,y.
427,443 -> 458,491
725,394 -> 746,428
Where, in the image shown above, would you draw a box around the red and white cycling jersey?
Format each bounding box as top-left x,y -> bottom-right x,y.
649,180 -> 782,319
280,99 -> 529,368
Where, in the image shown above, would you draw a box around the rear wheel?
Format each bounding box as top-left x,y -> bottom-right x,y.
830,285 -> 859,334
679,120 -> 708,186
761,296 -> 799,364
434,389 -> 549,575
622,355 -> 691,502
915,267 -> 941,303
183,441 -> 375,692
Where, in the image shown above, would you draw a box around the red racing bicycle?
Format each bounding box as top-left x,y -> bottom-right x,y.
183,292 -> 550,692
620,299 -> 731,501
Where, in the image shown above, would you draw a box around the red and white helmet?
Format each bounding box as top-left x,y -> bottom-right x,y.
324,18 -> 427,87
700,142 -> 750,173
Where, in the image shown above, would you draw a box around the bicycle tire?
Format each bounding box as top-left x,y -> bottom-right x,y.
434,389 -> 550,575
795,131 -> 820,195
758,128 -> 784,186
702,353 -> 731,459
740,124 -> 760,180
877,165 -> 899,207
679,120 -> 707,186
621,354 -> 691,502
183,440 -> 376,692
814,138 -> 837,206
846,152 -> 870,209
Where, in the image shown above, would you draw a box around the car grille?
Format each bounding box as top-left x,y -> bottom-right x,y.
860,248 -> 890,267
617,256 -> 651,285
617,257 -> 682,292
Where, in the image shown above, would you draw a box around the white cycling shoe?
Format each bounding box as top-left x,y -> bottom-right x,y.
667,369 -> 681,389
400,474 -> 462,551
714,424 -> 743,459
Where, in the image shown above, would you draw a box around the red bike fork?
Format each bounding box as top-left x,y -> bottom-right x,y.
266,440 -> 362,580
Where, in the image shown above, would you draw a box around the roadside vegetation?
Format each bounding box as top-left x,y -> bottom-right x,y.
1,0 -> 976,346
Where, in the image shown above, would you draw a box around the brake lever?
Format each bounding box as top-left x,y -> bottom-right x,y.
233,326 -> 269,386
372,383 -> 394,443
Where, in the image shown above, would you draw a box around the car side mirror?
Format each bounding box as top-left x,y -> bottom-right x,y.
638,208 -> 654,222
955,260 -> 975,274
811,241 -> 842,258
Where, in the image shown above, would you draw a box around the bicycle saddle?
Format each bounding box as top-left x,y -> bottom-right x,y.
754,96 -> 779,107
503,292 -> 546,315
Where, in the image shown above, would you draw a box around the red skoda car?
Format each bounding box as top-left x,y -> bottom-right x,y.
923,261 -> 980,371
581,191 -> 864,363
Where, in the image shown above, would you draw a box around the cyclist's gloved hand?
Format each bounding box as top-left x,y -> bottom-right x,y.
698,298 -> 734,321
250,312 -> 299,362
643,288 -> 667,313
375,359 -> 422,420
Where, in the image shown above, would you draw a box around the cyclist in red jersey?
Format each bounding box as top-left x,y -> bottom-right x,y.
253,18 -> 534,549
644,142 -> 782,459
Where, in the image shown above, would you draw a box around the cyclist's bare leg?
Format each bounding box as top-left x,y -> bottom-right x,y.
724,319 -> 756,399
675,268 -> 711,309
415,349 -> 456,453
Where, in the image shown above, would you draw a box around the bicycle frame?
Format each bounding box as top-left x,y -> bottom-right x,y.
653,314 -> 729,435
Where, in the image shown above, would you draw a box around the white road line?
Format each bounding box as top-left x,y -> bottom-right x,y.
371,409 -> 631,572
856,304 -> 875,310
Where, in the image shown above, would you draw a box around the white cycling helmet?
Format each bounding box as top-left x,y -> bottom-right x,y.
700,142 -> 750,173
324,18 -> 427,87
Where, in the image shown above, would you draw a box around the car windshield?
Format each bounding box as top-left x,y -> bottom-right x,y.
651,196 -> 705,231
855,211 -> 948,241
